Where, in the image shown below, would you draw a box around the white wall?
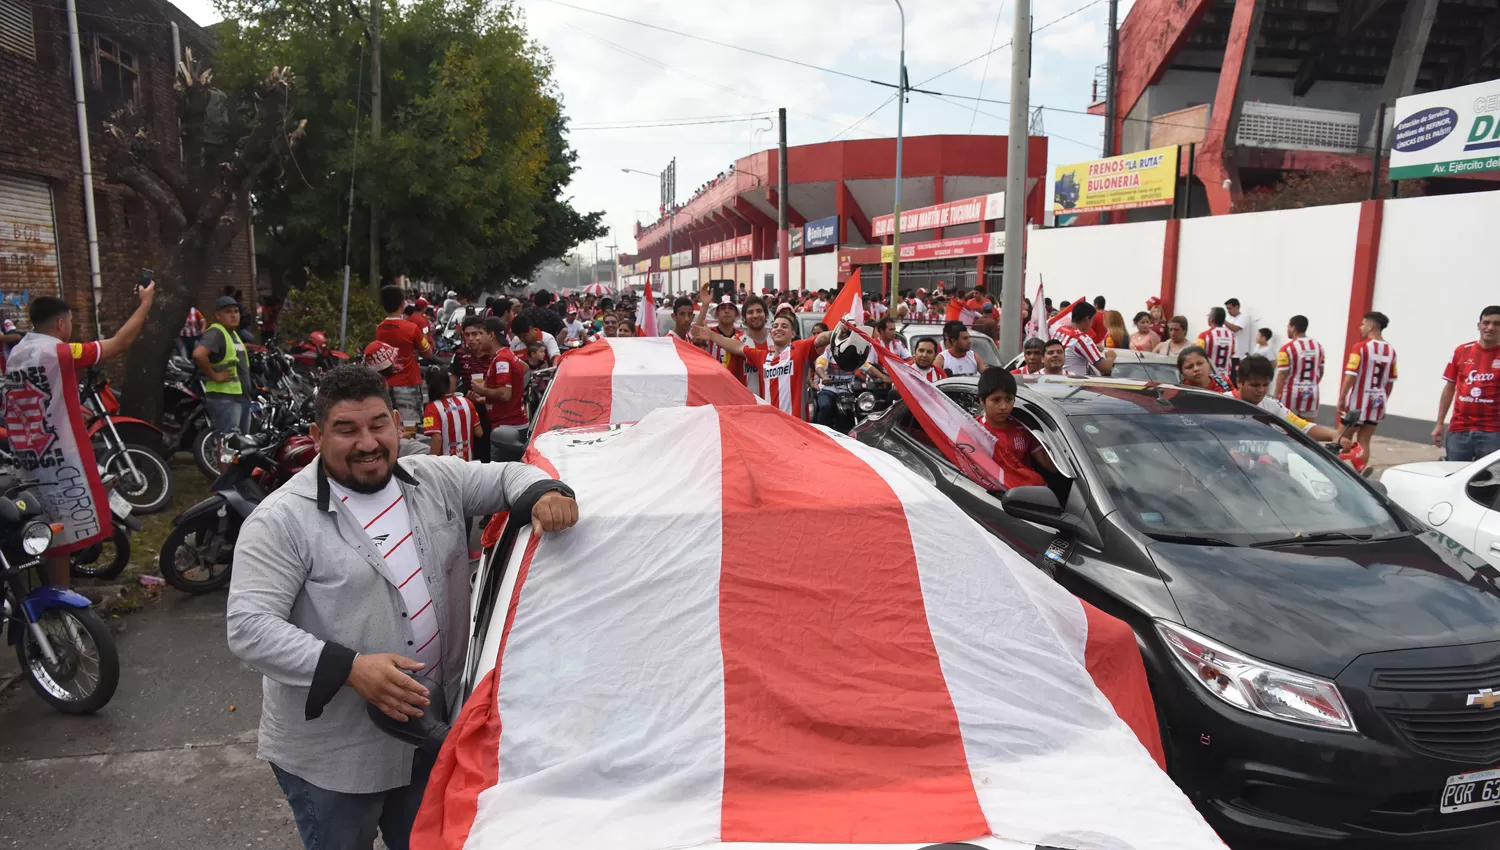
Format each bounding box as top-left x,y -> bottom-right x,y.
1028,219 -> 1165,319
1374,191 -> 1500,421
1177,203 -> 1360,408
750,252 -> 838,293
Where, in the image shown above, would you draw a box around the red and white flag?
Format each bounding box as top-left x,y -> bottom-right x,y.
636,281 -> 658,338
415,405 -> 1220,850
1024,279 -> 1048,341
847,323 -> 1006,490
820,270 -> 865,329
529,337 -> 758,439
1047,299 -> 1077,337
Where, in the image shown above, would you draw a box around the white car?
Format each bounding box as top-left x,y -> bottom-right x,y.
1381,448 -> 1500,566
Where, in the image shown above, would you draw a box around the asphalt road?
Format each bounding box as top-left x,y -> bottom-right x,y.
0,591 -> 299,850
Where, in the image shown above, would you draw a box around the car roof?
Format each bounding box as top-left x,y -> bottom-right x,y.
937,375 -> 1257,415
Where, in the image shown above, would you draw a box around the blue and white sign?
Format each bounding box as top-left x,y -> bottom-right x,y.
803,216 -> 840,250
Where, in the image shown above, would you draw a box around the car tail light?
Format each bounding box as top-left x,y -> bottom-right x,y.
1155,620 -> 1357,732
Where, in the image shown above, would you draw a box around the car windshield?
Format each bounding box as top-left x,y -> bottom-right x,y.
1071,412 -> 1403,546
901,330 -> 1001,367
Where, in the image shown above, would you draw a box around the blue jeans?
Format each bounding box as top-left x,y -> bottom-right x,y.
271,754 -> 433,850
815,389 -> 844,428
1446,429 -> 1500,463
204,395 -> 250,437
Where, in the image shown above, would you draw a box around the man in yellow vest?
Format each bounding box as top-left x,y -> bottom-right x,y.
193,296 -> 252,439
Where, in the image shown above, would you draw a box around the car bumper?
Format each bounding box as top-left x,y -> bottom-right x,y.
1153,647 -> 1500,847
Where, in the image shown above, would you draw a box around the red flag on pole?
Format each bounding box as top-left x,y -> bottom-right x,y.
845,323 -> 1006,490
638,280 -> 659,337
821,271 -> 865,328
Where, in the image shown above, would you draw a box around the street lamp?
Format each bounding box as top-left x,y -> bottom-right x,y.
889,0 -> 907,313
621,168 -> 656,177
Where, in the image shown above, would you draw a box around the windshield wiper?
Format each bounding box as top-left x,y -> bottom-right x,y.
1250,531 -> 1374,548
1145,532 -> 1238,547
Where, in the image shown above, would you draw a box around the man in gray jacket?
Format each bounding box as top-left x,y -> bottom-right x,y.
227,365 -> 577,850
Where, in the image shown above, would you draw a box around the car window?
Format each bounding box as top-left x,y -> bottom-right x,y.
1112,361 -> 1181,384
940,387 -> 1071,490
899,331 -> 1001,372
1466,460 -> 1500,511
1071,412 -> 1402,546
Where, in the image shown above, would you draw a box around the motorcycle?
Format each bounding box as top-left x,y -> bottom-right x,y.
159,424 -> 315,594
853,380 -> 893,425
286,331 -> 347,377
79,368 -> 173,514
68,469 -> 141,581
0,488 -> 121,713
161,355 -> 222,479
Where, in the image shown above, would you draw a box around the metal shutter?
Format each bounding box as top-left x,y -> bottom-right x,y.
0,173 -> 65,326
0,0 -> 35,61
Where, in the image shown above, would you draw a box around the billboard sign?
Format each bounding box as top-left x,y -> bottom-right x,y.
803,215 -> 840,250
1390,78 -> 1500,179
734,235 -> 753,257
789,228 -> 804,253
1053,146 -> 1179,214
880,231 -> 1005,264
709,242 -> 724,262
872,192 -> 1005,238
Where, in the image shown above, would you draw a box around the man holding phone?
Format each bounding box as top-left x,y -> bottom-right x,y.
193,296 -> 252,440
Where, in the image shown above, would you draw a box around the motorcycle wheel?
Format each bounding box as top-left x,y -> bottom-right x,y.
70,525 -> 131,581
193,428 -> 224,481
16,605 -> 120,714
159,513 -> 235,594
104,445 -> 173,515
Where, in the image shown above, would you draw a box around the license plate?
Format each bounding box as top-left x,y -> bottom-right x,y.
1440,766 -> 1500,814
108,490 -> 131,517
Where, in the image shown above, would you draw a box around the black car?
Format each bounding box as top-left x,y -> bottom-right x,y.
852,375 -> 1500,848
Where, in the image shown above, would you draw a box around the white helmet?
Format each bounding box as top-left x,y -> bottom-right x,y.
830,323 -> 871,372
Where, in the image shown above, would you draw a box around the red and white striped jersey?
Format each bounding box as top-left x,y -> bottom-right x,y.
1343,339 -> 1398,422
181,307 -> 206,338
1275,337 -> 1325,415
705,324 -> 744,377
1056,325 -> 1103,376
738,332 -> 773,397
914,363 -> 942,382
1197,326 -> 1235,374
744,338 -> 820,420
422,393 -> 479,460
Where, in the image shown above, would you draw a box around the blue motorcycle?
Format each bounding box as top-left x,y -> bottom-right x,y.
0,491 -> 120,714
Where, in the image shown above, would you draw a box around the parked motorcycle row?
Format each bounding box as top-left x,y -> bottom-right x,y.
0,332 -> 334,716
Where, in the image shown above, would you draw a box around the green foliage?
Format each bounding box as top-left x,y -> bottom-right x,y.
277,274 -> 385,354
212,0 -> 604,294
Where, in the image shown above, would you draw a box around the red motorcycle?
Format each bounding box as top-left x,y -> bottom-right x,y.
287,331 -> 349,376
79,369 -> 173,515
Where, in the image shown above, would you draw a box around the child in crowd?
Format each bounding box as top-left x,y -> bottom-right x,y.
421,366 -> 482,460
976,368 -> 1057,489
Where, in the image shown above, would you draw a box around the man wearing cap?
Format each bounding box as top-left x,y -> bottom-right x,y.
194,295 -> 253,440
562,308 -> 586,344
972,302 -> 1000,343
695,285 -> 744,374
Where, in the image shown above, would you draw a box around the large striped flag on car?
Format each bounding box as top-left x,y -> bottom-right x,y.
846,323 -> 1006,490
528,337 -> 759,439
415,405 -> 1224,850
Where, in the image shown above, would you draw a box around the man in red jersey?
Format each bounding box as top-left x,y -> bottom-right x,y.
1338,311 -> 1398,461
1272,314 -> 1325,418
693,314 -> 831,419
1434,305 -> 1500,462
375,284 -> 433,426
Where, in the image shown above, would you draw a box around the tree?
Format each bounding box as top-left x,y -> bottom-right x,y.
213,0 -> 604,298
103,51 -> 305,423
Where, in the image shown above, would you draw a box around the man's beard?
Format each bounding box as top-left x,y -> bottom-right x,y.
329,450 -> 394,494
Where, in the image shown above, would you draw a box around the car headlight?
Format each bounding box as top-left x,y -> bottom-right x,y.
1155,620 -> 1357,732
856,392 -> 877,413
21,520 -> 53,556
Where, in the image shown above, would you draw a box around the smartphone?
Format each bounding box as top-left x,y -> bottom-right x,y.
710,278 -> 735,302
136,268 -> 153,296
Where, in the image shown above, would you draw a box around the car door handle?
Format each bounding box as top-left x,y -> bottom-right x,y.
1491,542 -> 1500,555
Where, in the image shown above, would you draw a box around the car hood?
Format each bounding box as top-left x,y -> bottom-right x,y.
1148,532 -> 1500,679
1384,460 -> 1468,479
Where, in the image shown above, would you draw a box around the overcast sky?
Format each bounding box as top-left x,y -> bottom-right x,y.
178,0 -> 1133,261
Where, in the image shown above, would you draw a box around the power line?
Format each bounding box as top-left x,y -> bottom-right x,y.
969,0 -> 1007,134
915,0 -> 1106,88
572,112 -> 771,128
828,92 -> 899,142
572,118 -> 773,130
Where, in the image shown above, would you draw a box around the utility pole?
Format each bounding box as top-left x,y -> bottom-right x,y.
777,108 -> 789,292
999,0 -> 1031,359
368,0 -> 381,288
1102,0 -> 1118,225
662,157 -> 676,295
889,1 -> 906,312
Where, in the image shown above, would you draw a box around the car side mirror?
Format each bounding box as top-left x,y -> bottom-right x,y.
1001,486 -> 1090,538
366,674 -> 450,757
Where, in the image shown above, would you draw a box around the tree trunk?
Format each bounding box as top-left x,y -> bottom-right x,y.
117,249 -> 207,425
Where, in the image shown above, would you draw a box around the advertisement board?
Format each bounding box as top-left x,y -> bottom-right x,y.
1052,146 -> 1179,214
709,242 -> 724,262
803,215 -> 840,250
734,235 -> 753,257
872,192 -> 1005,238
1390,78 -> 1500,180
880,231 -> 1005,264
789,228 -> 804,253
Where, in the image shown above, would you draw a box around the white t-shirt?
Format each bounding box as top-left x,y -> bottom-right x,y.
328,477 -> 442,675
1227,308 -> 1257,359
563,319 -> 585,342
937,348 -> 980,376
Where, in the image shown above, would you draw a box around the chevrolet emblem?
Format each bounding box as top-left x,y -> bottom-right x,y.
1468,688 -> 1500,709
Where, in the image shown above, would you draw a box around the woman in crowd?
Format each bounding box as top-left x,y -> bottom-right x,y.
1129,311 -> 1161,351
1154,315 -> 1192,356
1103,310 -> 1129,349
1177,345 -> 1234,393
1146,298 -> 1168,338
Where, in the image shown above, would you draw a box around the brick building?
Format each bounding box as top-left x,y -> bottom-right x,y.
0,0 -> 252,338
